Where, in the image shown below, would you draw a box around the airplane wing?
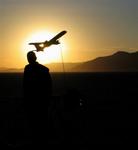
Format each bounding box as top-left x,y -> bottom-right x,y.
29,42 -> 43,45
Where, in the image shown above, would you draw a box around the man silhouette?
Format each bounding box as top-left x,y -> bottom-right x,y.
23,51 -> 52,145
23,51 -> 52,101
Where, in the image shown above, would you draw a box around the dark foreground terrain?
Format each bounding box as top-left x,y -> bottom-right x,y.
0,72 -> 137,148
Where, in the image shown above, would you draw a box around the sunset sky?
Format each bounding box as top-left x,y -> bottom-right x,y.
0,0 -> 138,68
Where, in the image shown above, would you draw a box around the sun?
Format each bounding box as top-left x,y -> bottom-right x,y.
22,30 -> 67,64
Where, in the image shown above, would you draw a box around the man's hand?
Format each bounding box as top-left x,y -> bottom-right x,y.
47,40 -> 60,47
53,40 -> 60,45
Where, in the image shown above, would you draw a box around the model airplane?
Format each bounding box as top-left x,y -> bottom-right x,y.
29,30 -> 67,52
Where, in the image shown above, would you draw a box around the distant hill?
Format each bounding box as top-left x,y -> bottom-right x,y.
46,63 -> 81,72
72,51 -> 138,72
0,63 -> 81,73
0,67 -> 23,73
1,51 -> 138,72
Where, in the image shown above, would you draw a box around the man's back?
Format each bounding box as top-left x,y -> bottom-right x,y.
23,62 -> 52,99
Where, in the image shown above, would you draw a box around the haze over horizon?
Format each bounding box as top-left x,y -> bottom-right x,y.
0,0 -> 138,68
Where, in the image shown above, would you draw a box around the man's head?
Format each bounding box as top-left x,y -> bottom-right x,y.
27,51 -> 37,64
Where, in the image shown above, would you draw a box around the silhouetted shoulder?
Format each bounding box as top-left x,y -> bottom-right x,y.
24,62 -> 49,72
37,63 -> 49,72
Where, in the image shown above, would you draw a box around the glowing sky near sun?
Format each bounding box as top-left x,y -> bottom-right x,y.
0,0 -> 138,68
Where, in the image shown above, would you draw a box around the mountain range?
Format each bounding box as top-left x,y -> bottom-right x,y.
72,51 -> 138,72
1,51 -> 138,72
